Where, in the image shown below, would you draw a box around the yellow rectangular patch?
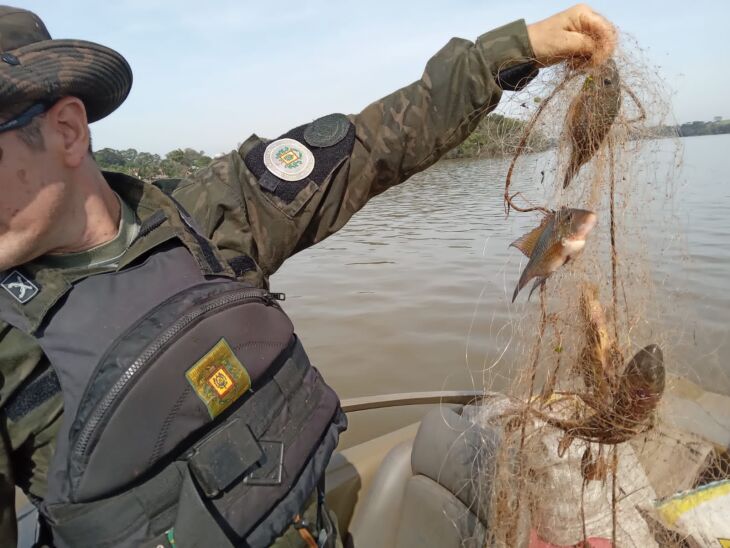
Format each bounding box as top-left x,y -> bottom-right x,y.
186,338 -> 251,419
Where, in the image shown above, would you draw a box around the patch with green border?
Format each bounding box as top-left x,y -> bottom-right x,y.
186,338 -> 251,418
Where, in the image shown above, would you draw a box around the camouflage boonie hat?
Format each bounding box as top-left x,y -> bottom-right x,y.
0,6 -> 132,122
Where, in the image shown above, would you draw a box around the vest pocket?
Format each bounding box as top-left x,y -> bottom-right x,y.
67,282 -> 293,502
44,363 -> 346,548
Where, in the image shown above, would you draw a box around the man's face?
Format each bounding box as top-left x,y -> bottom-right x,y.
0,118 -> 71,271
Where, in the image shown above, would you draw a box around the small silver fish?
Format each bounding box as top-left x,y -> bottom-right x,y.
510,208 -> 597,302
563,59 -> 621,189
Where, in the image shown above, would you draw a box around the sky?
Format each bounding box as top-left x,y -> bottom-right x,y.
20,0 -> 730,155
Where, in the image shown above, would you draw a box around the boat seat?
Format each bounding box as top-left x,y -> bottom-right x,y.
347,405 -> 500,548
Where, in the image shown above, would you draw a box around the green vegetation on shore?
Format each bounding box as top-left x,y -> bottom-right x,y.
93,147 -> 213,180
444,113 -> 553,159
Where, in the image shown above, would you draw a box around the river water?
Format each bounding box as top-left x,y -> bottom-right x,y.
272,134 -> 730,446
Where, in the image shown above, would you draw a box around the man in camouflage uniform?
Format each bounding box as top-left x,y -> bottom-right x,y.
0,4 -> 615,546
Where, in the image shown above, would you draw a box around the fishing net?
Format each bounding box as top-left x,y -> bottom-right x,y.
463,37 -> 730,547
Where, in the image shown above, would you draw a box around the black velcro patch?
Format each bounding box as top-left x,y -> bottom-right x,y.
228,255 -> 257,277
244,120 -> 355,204
5,367 -> 61,422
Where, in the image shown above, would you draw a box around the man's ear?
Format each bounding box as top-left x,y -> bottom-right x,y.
47,97 -> 90,168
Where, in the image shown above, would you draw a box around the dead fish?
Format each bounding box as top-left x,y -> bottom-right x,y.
541,344 -> 665,453
510,208 -> 597,302
614,344 -> 665,422
578,285 -> 622,397
562,59 -> 621,189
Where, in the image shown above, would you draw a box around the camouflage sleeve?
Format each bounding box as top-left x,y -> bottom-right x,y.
174,20 -> 534,278
0,322 -> 47,546
0,425 -> 16,547
303,19 -> 535,248
0,322 -> 45,412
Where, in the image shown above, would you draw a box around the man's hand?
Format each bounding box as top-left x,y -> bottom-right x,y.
527,4 -> 617,67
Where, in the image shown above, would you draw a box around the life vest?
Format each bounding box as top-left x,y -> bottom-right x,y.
0,201 -> 346,547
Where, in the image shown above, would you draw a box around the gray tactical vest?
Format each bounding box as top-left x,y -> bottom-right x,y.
0,201 -> 346,547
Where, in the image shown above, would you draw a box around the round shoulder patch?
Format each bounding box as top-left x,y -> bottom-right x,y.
303,113 -> 350,148
263,138 -> 315,181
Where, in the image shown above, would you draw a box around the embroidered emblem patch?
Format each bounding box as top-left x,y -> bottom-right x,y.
208,367 -> 234,397
1,270 -> 39,304
186,338 -> 251,418
304,113 -> 350,147
263,138 -> 315,181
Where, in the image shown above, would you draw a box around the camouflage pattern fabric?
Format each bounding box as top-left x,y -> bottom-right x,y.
0,6 -> 132,123
0,19 -> 534,545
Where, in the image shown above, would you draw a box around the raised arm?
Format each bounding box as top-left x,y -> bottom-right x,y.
173,6 -> 615,278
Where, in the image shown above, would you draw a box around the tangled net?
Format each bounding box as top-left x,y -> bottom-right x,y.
465,37 -> 730,547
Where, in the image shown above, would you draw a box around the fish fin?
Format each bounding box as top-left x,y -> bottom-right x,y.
513,241 -> 563,303
563,164 -> 578,189
511,277 -> 526,303
509,217 -> 550,257
512,259 -> 537,303
527,277 -> 547,301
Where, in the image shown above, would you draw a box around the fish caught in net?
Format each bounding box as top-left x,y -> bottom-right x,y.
465,36 -> 730,547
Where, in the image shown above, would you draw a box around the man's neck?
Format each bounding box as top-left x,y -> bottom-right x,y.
49,163 -> 122,255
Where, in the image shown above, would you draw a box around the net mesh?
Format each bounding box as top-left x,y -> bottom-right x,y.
463,36 -> 730,547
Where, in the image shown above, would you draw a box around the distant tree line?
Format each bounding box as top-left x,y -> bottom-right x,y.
674,119 -> 730,137
645,119 -> 730,139
93,147 -> 214,180
444,113 -> 553,159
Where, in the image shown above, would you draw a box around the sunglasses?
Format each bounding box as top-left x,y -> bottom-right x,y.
0,102 -> 49,134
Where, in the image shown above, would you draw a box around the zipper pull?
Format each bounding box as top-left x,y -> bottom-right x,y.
268,292 -> 286,302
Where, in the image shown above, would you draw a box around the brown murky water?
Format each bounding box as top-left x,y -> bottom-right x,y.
272,135 -> 730,447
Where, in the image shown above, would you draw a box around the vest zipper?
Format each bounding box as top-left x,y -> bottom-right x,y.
73,287 -> 281,460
